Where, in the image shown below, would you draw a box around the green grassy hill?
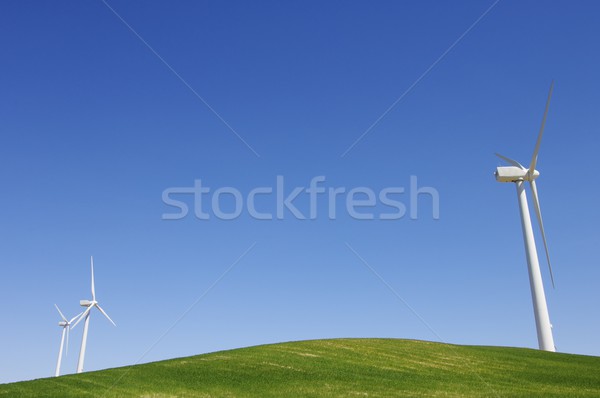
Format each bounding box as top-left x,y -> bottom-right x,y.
2,339 -> 600,397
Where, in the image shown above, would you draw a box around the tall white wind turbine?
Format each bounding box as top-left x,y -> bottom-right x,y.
72,256 -> 116,373
494,81 -> 557,352
54,305 -> 82,377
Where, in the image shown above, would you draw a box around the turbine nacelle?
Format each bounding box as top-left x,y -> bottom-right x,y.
80,299 -> 93,307
495,166 -> 540,183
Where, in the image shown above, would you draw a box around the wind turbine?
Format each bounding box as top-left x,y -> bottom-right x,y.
54,305 -> 82,377
72,256 -> 116,373
494,81 -> 556,352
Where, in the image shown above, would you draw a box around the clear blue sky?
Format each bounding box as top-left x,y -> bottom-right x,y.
1,1 -> 599,383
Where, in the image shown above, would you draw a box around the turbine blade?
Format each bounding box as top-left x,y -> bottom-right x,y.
54,304 -> 67,322
66,326 -> 69,356
530,81 -> 554,174
95,304 -> 116,327
91,256 -> 96,301
69,311 -> 85,329
495,153 -> 525,169
530,180 -> 555,288
69,311 -> 84,325
71,307 -> 91,329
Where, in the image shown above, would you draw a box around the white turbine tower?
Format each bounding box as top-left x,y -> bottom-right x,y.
494,81 -> 556,352
54,305 -> 82,377
72,256 -> 116,373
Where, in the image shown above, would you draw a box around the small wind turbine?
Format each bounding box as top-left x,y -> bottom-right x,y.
494,81 -> 556,352
72,256 -> 116,373
54,305 -> 82,377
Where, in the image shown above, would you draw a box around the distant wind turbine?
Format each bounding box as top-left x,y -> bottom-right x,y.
72,256 -> 116,373
494,81 -> 557,352
54,305 -> 82,377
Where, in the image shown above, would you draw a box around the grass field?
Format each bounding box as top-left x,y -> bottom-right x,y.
2,338 -> 599,397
